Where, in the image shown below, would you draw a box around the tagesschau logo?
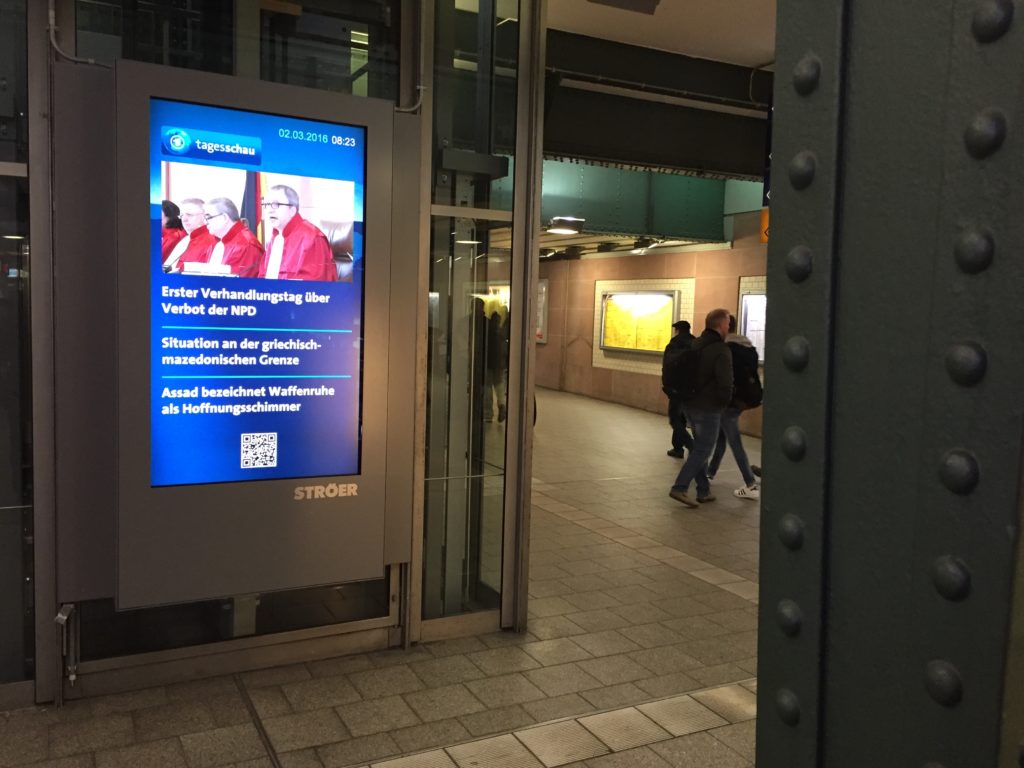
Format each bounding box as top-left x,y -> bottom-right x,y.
161,126 -> 262,166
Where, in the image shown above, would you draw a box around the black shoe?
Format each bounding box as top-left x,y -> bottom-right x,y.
751,465 -> 762,478
667,448 -> 686,458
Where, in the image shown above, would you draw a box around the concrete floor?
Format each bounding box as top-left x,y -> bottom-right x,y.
0,389 -> 761,768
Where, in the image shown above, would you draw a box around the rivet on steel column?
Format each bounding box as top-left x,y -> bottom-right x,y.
788,150 -> 817,189
792,53 -> 822,96
954,228 -> 994,274
925,660 -> 964,707
972,0 -> 1014,43
782,336 -> 810,372
777,514 -> 806,551
931,555 -> 972,601
944,342 -> 987,386
784,245 -> 813,282
781,426 -> 808,461
776,688 -> 802,726
939,449 -> 980,495
776,599 -> 804,636
964,108 -> 1007,159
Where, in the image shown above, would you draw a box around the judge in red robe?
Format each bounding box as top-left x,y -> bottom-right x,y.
258,184 -> 337,282
164,198 -> 215,272
202,198 -> 264,278
161,200 -> 186,262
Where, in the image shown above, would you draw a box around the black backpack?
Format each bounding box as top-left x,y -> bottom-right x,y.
663,341 -> 703,400
732,344 -> 763,409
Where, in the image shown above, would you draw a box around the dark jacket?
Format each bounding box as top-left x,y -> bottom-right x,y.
661,331 -> 695,396
686,328 -> 733,410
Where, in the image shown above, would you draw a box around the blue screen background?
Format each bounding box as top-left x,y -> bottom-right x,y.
149,98 -> 367,486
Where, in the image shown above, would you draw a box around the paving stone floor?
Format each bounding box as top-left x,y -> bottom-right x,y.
0,389 -> 761,768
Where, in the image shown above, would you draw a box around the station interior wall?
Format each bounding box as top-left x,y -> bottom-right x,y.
537,210 -> 767,437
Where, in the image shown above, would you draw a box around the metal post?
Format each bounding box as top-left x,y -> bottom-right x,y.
502,0 -> 546,631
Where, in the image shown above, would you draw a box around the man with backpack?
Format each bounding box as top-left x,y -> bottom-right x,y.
661,320 -> 696,458
705,314 -> 762,500
667,308 -> 734,508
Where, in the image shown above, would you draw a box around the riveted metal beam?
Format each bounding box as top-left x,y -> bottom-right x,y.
756,0 -> 849,764
904,1 -> 1023,763
761,0 -> 1024,764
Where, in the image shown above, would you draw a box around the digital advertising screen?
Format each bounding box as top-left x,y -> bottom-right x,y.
150,98 -> 366,486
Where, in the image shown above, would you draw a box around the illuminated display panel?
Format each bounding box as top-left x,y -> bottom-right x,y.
150,98 -> 366,486
600,291 -> 676,353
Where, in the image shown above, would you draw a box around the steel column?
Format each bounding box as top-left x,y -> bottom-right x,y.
762,0 -> 1024,764
755,0 -> 848,763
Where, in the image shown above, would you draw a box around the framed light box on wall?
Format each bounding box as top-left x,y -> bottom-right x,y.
599,291 -> 678,354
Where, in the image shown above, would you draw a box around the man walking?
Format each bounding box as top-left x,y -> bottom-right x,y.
668,308 -> 733,508
706,314 -> 762,500
662,320 -> 695,458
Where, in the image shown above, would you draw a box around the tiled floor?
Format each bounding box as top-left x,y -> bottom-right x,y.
0,389 -> 761,767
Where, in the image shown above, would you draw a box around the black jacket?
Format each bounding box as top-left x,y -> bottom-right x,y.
661,331 -> 694,395
687,329 -> 733,410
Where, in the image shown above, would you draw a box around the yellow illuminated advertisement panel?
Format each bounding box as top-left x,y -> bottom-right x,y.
601,292 -> 676,353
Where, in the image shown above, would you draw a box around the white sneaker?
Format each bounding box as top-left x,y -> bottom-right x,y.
734,483 -> 760,500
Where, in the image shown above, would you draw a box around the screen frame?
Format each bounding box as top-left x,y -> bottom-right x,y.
115,60 -> 394,610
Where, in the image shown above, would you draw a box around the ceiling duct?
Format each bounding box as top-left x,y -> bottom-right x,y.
586,0 -> 661,14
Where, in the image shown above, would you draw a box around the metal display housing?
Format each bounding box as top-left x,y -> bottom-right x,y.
115,60 -> 395,610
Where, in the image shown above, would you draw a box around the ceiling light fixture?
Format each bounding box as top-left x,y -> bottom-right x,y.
2,235 -> 24,240
547,216 -> 585,235
631,236 -> 656,254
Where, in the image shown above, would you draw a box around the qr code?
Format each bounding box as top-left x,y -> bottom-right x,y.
241,432 -> 278,468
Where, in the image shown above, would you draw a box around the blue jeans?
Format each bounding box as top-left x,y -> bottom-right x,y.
707,408 -> 757,486
671,407 -> 721,497
668,395 -> 694,451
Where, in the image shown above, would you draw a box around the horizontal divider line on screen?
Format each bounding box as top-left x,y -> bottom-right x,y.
160,374 -> 352,379
162,325 -> 353,333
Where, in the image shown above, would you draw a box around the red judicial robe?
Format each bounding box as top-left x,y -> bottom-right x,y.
212,221 -> 263,278
161,227 -> 186,262
258,213 -> 337,282
175,226 -> 217,271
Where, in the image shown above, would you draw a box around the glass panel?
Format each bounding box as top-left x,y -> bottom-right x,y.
0,0 -> 28,164
75,0 -> 401,100
79,576 -> 389,661
432,0 -> 519,210
423,215 -> 510,618
740,292 -> 767,360
0,175 -> 32,684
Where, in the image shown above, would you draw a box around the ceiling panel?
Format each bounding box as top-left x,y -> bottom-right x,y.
546,0 -> 776,68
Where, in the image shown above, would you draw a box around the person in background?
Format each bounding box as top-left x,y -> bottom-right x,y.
258,185 -> 336,281
662,319 -> 696,458
161,200 -> 186,262
483,303 -> 510,422
706,314 -> 762,500
164,198 -> 215,272
668,309 -> 733,508
200,197 -> 263,278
